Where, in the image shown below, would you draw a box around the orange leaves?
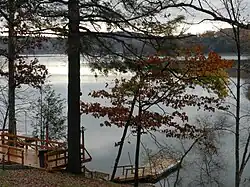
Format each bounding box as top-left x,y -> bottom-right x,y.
143,55 -> 168,65
138,47 -> 233,98
80,47 -> 231,140
180,48 -> 233,98
184,48 -> 233,78
142,46 -> 233,78
136,55 -> 171,77
135,47 -> 233,98
80,74 -> 227,140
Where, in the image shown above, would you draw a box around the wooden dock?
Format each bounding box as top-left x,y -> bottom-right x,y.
0,133 -> 92,171
113,158 -> 181,184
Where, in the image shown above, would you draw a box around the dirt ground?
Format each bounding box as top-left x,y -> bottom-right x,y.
0,169 -> 131,187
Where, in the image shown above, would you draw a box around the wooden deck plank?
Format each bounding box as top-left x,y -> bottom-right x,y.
23,149 -> 40,168
0,143 -> 40,168
114,158 -> 181,184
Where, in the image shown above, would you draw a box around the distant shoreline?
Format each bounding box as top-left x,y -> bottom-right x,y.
19,54 -> 67,57
20,53 -> 250,59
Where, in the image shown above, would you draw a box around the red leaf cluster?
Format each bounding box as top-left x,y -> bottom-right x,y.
81,48 -> 231,140
0,58 -> 48,89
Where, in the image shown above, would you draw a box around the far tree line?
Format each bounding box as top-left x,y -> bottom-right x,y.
1,28 -> 250,55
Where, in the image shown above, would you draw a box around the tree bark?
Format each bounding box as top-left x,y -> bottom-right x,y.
8,0 -> 16,135
110,91 -> 138,181
134,104 -> 142,187
134,124 -> 142,187
40,87 -> 44,143
2,106 -> 9,131
67,0 -> 81,174
234,25 -> 241,187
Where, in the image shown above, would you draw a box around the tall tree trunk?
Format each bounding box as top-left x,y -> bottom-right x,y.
234,26 -> 241,187
134,105 -> 142,187
40,87 -> 44,143
110,91 -> 138,181
134,124 -> 142,187
67,0 -> 81,174
8,0 -> 16,135
2,106 -> 9,131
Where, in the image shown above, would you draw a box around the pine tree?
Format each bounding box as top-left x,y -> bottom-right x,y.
31,85 -> 66,141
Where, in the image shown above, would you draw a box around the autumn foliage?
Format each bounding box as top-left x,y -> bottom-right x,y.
80,48 -> 233,139
0,58 -> 48,89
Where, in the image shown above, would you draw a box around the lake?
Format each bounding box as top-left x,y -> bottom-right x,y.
4,54 -> 250,186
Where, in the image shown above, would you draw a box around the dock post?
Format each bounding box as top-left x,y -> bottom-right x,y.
81,126 -> 85,161
64,151 -> 67,165
35,140 -> 38,152
1,133 -> 3,145
55,151 -> 58,167
2,155 -> 5,170
7,147 -> 10,162
21,150 -> 24,165
45,152 -> 48,169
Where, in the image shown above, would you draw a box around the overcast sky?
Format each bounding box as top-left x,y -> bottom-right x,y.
173,0 -> 250,34
181,21 -> 231,34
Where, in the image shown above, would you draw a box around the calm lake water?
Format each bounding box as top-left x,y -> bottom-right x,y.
6,54 -> 250,186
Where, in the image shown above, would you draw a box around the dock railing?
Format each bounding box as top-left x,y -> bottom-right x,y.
0,144 -> 24,165
116,164 -> 146,179
0,133 -> 66,152
0,133 -> 92,171
46,144 -> 92,171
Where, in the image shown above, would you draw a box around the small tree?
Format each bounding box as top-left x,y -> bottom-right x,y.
81,47 -> 233,186
31,85 -> 66,141
0,58 -> 48,134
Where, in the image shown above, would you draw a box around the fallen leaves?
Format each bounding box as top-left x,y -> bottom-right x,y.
0,169 -> 131,187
